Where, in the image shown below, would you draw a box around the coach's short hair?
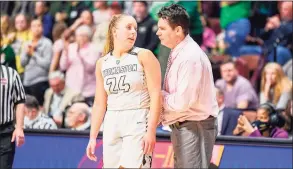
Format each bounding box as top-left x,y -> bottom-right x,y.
157,4 -> 190,35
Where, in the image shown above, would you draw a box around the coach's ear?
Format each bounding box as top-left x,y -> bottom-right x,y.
175,26 -> 183,36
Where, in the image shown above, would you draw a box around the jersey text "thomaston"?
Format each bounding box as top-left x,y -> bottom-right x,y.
103,64 -> 138,77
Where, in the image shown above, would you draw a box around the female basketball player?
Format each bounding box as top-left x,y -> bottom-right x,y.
86,14 -> 162,168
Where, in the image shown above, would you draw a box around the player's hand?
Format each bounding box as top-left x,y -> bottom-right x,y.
142,131 -> 156,155
86,139 -> 97,161
11,127 -> 25,147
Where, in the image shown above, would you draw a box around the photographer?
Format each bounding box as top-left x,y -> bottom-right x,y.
233,102 -> 288,138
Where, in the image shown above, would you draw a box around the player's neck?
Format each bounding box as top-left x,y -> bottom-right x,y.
112,48 -> 131,58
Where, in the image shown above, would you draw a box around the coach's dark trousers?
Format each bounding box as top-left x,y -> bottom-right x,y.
170,116 -> 217,168
0,122 -> 15,169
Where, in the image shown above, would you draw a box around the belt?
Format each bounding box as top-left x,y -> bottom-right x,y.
169,115 -> 214,129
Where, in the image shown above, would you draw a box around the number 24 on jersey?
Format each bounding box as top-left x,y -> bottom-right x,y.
106,75 -> 130,94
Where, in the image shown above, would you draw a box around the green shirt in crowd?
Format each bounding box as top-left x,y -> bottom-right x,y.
220,1 -> 252,29
1,45 -> 16,70
150,1 -> 203,35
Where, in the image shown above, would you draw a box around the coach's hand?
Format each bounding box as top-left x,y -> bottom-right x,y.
86,139 -> 97,161
142,131 -> 156,154
11,127 -> 25,147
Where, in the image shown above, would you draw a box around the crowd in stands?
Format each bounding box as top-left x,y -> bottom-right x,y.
1,1 -> 292,139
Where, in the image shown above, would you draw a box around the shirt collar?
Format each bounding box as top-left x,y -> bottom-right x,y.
54,88 -> 65,97
170,34 -> 191,61
219,104 -> 225,112
29,36 -> 44,47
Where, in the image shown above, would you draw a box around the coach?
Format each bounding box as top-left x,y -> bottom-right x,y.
0,65 -> 26,169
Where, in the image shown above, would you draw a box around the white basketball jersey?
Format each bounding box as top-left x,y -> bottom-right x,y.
101,47 -> 150,111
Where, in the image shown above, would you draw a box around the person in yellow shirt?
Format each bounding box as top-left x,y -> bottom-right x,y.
11,14 -> 33,78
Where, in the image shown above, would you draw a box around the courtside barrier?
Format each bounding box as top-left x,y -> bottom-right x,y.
13,129 -> 292,168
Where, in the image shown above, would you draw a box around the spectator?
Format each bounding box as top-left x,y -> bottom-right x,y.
43,71 -> 84,126
215,87 -> 242,136
11,13 -> 32,78
0,15 -> 15,46
92,1 -> 111,26
10,1 -> 35,18
249,1 -> 279,37
34,1 -> 54,40
233,103 -> 288,138
21,19 -> 52,105
24,95 -> 58,130
1,41 -> 16,70
55,1 -> 87,27
239,1 -> 293,66
216,87 -> 225,135
62,10 -> 95,45
200,14 -> 217,53
133,1 -> 159,53
65,102 -> 91,130
59,25 -> 100,106
49,22 -> 68,72
108,1 -> 125,16
260,62 -> 292,110
79,10 -> 95,29
47,1 -> 65,18
283,59 -> 292,80
216,59 -> 259,109
92,2 -> 124,54
220,1 -> 251,57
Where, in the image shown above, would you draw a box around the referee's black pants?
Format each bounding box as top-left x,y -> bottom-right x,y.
0,122 -> 15,169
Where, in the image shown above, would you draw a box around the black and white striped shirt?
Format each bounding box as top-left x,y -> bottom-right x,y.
0,65 -> 26,125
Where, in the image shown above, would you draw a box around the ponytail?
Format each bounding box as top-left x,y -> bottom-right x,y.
102,14 -> 125,56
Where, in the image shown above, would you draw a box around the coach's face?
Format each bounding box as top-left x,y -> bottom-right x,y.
156,18 -> 178,49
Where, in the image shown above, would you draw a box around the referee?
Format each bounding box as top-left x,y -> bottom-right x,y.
0,65 -> 26,169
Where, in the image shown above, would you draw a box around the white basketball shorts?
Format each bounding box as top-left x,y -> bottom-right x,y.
102,109 -> 152,168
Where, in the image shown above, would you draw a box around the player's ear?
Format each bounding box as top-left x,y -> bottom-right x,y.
112,28 -> 117,38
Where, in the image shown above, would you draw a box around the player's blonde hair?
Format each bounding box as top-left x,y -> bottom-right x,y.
103,14 -> 127,56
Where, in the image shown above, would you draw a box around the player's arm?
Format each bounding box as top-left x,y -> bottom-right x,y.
89,58 -> 107,140
139,49 -> 162,135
